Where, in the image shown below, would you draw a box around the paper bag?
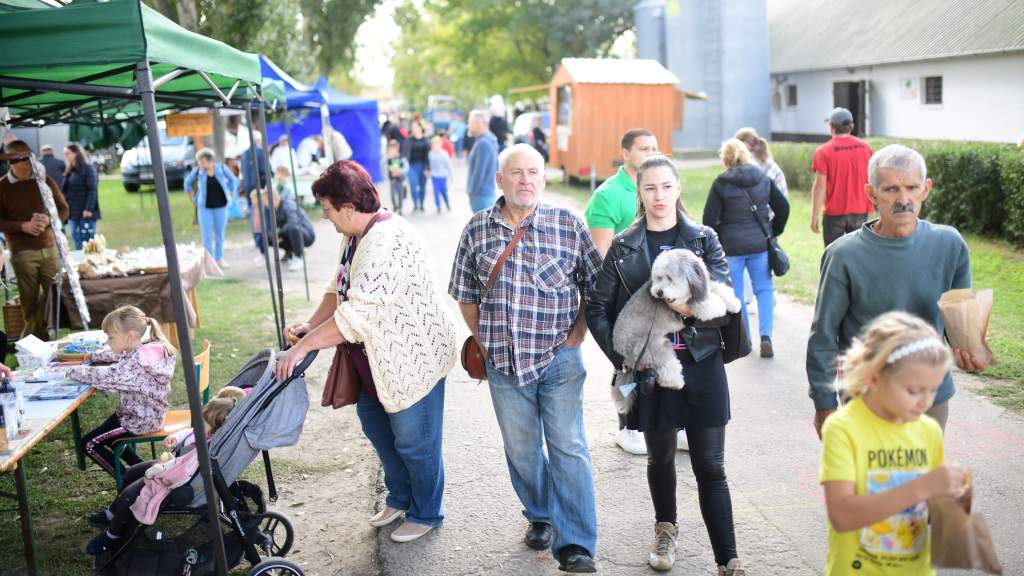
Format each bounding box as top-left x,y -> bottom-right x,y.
929,484 -> 1003,574
938,289 -> 997,366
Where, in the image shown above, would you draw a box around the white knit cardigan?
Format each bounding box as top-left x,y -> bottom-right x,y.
327,215 -> 458,413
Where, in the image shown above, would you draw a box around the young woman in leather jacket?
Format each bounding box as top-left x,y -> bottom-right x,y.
586,155 -> 745,576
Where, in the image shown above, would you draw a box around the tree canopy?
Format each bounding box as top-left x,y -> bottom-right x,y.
392,0 -> 635,108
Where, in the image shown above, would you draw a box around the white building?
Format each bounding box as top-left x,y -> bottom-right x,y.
768,0 -> 1024,143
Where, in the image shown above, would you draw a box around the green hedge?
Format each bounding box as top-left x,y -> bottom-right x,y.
771,139 -> 1024,244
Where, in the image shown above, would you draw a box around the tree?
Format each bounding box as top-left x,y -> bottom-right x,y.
392,0 -> 635,108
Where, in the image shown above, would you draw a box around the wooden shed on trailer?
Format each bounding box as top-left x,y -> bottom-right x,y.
550,58 -> 684,182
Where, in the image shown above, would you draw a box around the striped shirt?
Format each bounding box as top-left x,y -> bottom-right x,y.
449,198 -> 602,386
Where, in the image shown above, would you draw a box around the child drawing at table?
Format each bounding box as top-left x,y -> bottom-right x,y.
67,306 -> 177,478
819,312 -> 967,576
85,387 -> 245,556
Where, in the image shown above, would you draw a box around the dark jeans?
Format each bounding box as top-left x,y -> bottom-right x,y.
645,426 -> 737,566
82,413 -> 141,477
822,213 -> 868,246
279,225 -> 314,259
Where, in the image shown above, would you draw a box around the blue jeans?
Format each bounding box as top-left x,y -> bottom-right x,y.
408,161 -> 427,209
198,206 -> 229,261
431,176 -> 450,209
486,346 -> 597,558
727,251 -> 774,338
68,218 -> 97,250
469,194 -> 496,213
357,378 -> 446,527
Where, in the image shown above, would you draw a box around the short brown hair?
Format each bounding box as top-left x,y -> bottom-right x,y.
311,160 -> 381,213
621,128 -> 655,151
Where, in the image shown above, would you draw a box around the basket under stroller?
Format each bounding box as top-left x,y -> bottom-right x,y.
95,348 -> 318,576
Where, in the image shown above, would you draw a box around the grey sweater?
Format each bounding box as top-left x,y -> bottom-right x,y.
806,219 -> 971,411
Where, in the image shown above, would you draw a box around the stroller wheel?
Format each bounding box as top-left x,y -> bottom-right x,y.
256,511 -> 295,557
249,557 -> 304,576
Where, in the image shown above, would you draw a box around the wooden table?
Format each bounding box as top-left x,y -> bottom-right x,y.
0,381 -> 94,576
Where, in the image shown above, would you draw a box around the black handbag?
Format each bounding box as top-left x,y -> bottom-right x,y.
740,186 -> 789,276
719,311 -> 752,363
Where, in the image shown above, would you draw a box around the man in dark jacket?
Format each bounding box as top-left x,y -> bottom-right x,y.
39,145 -> 65,189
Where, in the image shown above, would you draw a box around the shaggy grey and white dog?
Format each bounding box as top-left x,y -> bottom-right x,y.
610,249 -> 741,413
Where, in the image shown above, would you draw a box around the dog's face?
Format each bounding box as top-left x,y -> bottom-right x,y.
649,249 -> 708,305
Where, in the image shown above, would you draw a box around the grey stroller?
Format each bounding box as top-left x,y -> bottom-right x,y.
96,348 -> 318,576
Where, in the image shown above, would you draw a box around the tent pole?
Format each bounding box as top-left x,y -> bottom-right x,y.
135,60 -> 228,576
281,105 -> 310,301
244,106 -> 283,348
257,90 -> 287,331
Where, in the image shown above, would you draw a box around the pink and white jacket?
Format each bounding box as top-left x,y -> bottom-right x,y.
66,342 -> 175,434
130,428 -> 200,524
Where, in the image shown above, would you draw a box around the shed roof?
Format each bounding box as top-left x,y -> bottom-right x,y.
768,0 -> 1024,74
559,58 -> 680,85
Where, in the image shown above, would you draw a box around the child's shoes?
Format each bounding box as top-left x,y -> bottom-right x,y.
85,531 -> 119,556
86,509 -> 110,529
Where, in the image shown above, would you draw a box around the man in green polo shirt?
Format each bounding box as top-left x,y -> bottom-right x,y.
585,128 -> 663,456
585,128 -> 659,255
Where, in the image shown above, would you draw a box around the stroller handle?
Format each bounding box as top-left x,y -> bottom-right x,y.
287,349 -> 319,381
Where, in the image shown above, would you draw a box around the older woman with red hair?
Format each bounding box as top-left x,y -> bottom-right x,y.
276,160 -> 458,543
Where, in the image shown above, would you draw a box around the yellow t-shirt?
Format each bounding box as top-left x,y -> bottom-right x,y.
819,397 -> 944,576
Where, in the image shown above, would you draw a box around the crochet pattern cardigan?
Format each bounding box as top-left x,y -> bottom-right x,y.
327,214 -> 458,413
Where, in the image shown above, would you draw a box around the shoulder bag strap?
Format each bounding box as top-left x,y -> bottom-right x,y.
481,225 -> 528,300
740,185 -> 773,241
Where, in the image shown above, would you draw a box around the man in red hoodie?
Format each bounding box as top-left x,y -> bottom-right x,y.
810,108 -> 874,246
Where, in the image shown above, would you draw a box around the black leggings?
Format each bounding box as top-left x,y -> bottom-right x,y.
644,426 -> 737,566
82,413 -> 142,477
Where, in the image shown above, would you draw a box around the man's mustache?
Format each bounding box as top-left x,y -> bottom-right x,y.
892,201 -> 915,214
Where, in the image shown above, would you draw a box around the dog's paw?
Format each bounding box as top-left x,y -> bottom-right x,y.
659,372 -> 685,390
723,293 -> 741,313
691,296 -> 727,321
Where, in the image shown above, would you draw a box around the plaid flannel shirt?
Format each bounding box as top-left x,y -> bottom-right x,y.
449,198 -> 602,386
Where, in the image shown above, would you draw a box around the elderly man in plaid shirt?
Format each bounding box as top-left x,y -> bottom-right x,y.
450,143 -> 603,573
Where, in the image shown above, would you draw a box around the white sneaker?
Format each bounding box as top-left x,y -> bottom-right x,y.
368,506 -> 403,527
615,428 -> 647,455
648,521 -> 678,571
676,429 -> 689,452
288,258 -> 302,272
390,520 -> 435,543
217,259 -> 231,269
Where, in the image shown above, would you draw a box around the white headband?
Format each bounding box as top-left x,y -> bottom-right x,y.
886,338 -> 944,365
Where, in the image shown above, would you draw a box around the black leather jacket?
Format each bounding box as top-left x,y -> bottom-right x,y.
586,213 -> 732,370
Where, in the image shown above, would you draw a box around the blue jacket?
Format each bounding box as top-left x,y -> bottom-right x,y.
62,162 -> 99,220
184,163 -> 239,210
240,147 -> 268,194
467,132 -> 498,199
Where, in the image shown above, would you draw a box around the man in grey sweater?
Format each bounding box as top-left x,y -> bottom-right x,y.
807,144 -> 990,437
466,109 -> 498,213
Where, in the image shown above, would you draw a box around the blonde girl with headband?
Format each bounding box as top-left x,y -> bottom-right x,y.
68,306 -> 177,478
819,311 -> 967,576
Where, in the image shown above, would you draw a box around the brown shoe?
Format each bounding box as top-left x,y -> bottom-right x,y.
368,506 -> 403,528
390,520 -> 435,543
718,558 -> 746,576
648,522 -> 677,571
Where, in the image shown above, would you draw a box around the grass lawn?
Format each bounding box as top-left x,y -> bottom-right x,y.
556,165 -> 1024,412
0,177 -> 314,574
95,179 -> 253,249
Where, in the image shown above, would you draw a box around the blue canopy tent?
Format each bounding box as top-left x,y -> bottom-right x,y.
259,57 -> 382,181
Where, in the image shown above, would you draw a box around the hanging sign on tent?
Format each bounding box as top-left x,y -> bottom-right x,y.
166,112 -> 213,137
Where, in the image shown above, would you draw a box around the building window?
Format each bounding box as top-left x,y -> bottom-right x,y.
923,76 -> 943,105
786,84 -> 798,107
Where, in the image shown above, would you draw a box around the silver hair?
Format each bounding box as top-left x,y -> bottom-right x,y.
196,148 -> 215,163
498,143 -> 545,173
868,144 -> 927,189
468,109 -> 488,125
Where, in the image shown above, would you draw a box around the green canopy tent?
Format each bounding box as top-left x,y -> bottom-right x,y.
0,2 -> 297,575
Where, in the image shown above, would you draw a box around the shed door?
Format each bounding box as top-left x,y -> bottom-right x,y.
833,80 -> 867,136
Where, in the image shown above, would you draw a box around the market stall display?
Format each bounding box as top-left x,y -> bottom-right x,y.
50,244 -> 219,342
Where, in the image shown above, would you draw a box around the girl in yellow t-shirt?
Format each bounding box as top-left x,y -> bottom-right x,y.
819,311 -> 967,576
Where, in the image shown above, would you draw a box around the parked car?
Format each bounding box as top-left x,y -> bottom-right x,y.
120,130 -> 193,192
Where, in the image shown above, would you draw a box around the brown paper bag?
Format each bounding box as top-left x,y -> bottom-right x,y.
938,289 -> 997,366
929,483 -> 1003,574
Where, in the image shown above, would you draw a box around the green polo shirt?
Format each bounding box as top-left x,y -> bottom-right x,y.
584,166 -> 637,234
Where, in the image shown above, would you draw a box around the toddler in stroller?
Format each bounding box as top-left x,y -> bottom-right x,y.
91,348 -> 317,576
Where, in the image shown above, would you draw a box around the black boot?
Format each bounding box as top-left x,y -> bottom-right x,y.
760,336 -> 774,358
